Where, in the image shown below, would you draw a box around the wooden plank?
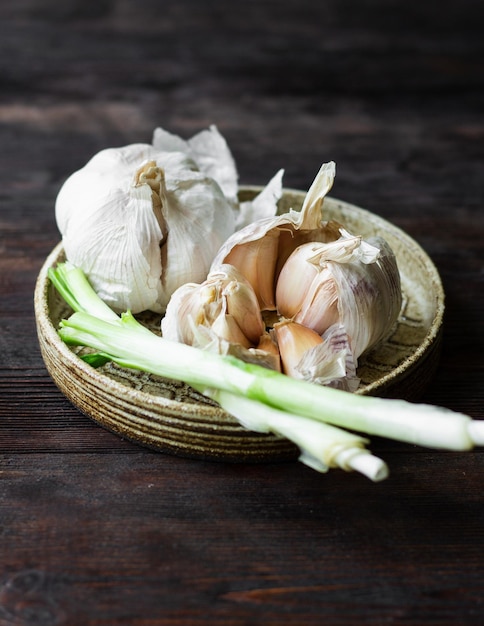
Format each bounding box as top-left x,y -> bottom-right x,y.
0,0 -> 483,623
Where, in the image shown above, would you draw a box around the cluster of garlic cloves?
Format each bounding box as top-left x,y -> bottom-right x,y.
164,161 -> 403,391
275,230 -> 402,358
161,264 -> 281,371
210,161 -> 339,311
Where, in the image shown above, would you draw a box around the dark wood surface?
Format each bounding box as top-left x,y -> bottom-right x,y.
1,1 -> 483,624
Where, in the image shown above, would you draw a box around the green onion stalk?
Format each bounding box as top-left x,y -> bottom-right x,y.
49,262 -> 484,481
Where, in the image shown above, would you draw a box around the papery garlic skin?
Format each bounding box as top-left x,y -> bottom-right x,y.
236,169 -> 284,229
302,324 -> 360,392
55,139 -> 235,314
152,124 -> 239,209
156,160 -> 236,312
331,236 -> 402,359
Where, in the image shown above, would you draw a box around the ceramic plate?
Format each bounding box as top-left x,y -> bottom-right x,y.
34,188 -> 444,462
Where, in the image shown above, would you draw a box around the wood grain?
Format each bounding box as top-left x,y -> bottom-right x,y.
1,0 -> 483,624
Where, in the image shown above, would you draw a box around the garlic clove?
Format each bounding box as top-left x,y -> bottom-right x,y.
160,264 -> 289,371
276,233 -> 372,331
275,242 -> 336,325
218,271 -> 266,344
223,228 -> 281,311
163,288 -> 203,345
255,331 -> 282,372
273,320 -> 324,378
210,312 -> 254,349
274,320 -> 360,390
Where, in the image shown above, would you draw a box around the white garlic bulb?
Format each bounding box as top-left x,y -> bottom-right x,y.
55,126 -> 243,315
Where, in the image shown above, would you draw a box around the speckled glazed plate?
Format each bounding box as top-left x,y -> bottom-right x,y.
35,188 -> 445,462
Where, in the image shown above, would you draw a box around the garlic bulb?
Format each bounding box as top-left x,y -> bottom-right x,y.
206,160 -> 403,388
56,136 -> 236,314
55,125 -> 284,316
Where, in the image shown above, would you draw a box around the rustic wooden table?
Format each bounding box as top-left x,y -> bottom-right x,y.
1,1 -> 483,624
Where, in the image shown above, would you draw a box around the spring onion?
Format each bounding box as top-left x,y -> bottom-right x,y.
49,262 -> 484,481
